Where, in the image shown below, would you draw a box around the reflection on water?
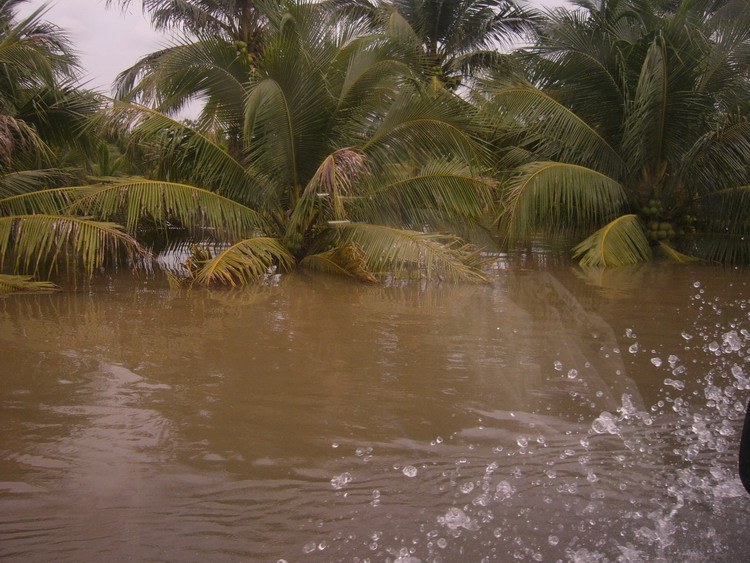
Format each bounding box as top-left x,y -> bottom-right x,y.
1,265 -> 748,561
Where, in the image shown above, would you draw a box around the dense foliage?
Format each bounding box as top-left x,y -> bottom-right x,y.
1,0 -> 748,291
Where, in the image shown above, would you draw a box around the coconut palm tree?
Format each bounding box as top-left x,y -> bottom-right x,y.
484,0 -> 750,266
0,2 -> 144,292
326,0 -> 540,89
63,2 -> 496,286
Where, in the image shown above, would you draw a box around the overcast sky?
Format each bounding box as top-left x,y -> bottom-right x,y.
18,0 -> 570,98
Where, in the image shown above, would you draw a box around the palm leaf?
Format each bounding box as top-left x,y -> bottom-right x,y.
653,241 -> 702,263
501,161 -> 626,241
101,102 -> 266,204
300,243 -> 377,283
192,237 -> 295,286
572,214 -> 652,267
0,273 -> 59,293
0,214 -> 145,277
0,168 -> 72,198
0,186 -> 81,216
484,86 -> 625,177
69,180 -> 268,238
337,223 -> 488,282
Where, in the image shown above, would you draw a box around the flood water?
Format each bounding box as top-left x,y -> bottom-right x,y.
1,262 -> 749,562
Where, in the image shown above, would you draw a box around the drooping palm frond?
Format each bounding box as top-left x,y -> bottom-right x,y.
101,102 -> 268,204
0,168 -> 72,198
299,243 -> 377,282
501,161 -> 626,242
0,185 -> 81,215
357,157 -> 497,226
361,85 -> 486,165
679,119 -> 750,194
484,85 -> 625,177
688,233 -> 750,264
572,214 -> 652,268
337,222 -> 488,282
653,241 -> 702,263
192,237 -> 295,286
0,214 -> 145,277
68,179 -> 269,238
698,185 -> 750,235
0,273 -> 58,293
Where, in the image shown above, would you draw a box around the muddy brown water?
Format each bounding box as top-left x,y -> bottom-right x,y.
1,262 -> 749,561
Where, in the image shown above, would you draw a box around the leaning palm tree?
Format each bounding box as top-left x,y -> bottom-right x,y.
73,2 -> 496,286
484,0 -> 750,267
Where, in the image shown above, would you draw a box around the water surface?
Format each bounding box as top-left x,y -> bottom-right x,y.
1,263 -> 749,561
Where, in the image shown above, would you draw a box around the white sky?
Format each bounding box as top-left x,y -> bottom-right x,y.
18,0 -> 570,98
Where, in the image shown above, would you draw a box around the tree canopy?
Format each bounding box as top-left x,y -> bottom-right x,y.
1,0 -> 748,292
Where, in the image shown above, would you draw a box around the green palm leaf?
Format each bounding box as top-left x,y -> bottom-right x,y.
501,161 -> 626,241
484,86 -> 624,177
0,273 -> 58,293
338,223 -> 487,282
0,214 -> 145,277
69,180 -> 269,238
0,186 -> 81,216
572,214 -> 652,268
101,102 -> 266,204
654,241 -> 702,263
192,237 -> 295,286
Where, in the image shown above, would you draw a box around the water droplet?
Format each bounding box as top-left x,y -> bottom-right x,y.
494,480 -> 516,501
330,472 -> 352,489
629,343 -> 639,353
402,465 -> 418,478
651,357 -> 663,367
517,437 -> 528,448
553,361 -> 563,371
693,281 -> 701,288
438,507 -> 478,531
459,481 -> 475,494
303,542 -> 317,554
591,412 -> 619,435
548,535 -> 559,546
567,369 -> 578,379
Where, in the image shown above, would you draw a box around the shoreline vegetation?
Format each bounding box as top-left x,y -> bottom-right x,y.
1,0 -> 748,293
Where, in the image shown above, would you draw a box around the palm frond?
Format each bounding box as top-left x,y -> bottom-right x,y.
300,243 -> 377,282
0,168 -> 72,198
192,237 -> 295,286
501,161 -> 626,241
0,186 -> 80,216
357,158 -> 497,225
101,102 -> 267,204
69,180 -> 269,238
337,223 -> 488,282
0,214 -> 145,277
572,214 -> 652,267
483,85 -> 624,177
0,273 -> 58,293
653,241 -> 702,263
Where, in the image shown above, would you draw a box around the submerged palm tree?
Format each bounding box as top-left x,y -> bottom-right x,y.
43,2 -> 495,287
485,0 -> 750,266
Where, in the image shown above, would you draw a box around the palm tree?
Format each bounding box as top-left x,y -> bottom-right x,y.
327,0 -> 540,89
484,0 -> 750,267
68,2 -> 495,286
0,2 -> 144,292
